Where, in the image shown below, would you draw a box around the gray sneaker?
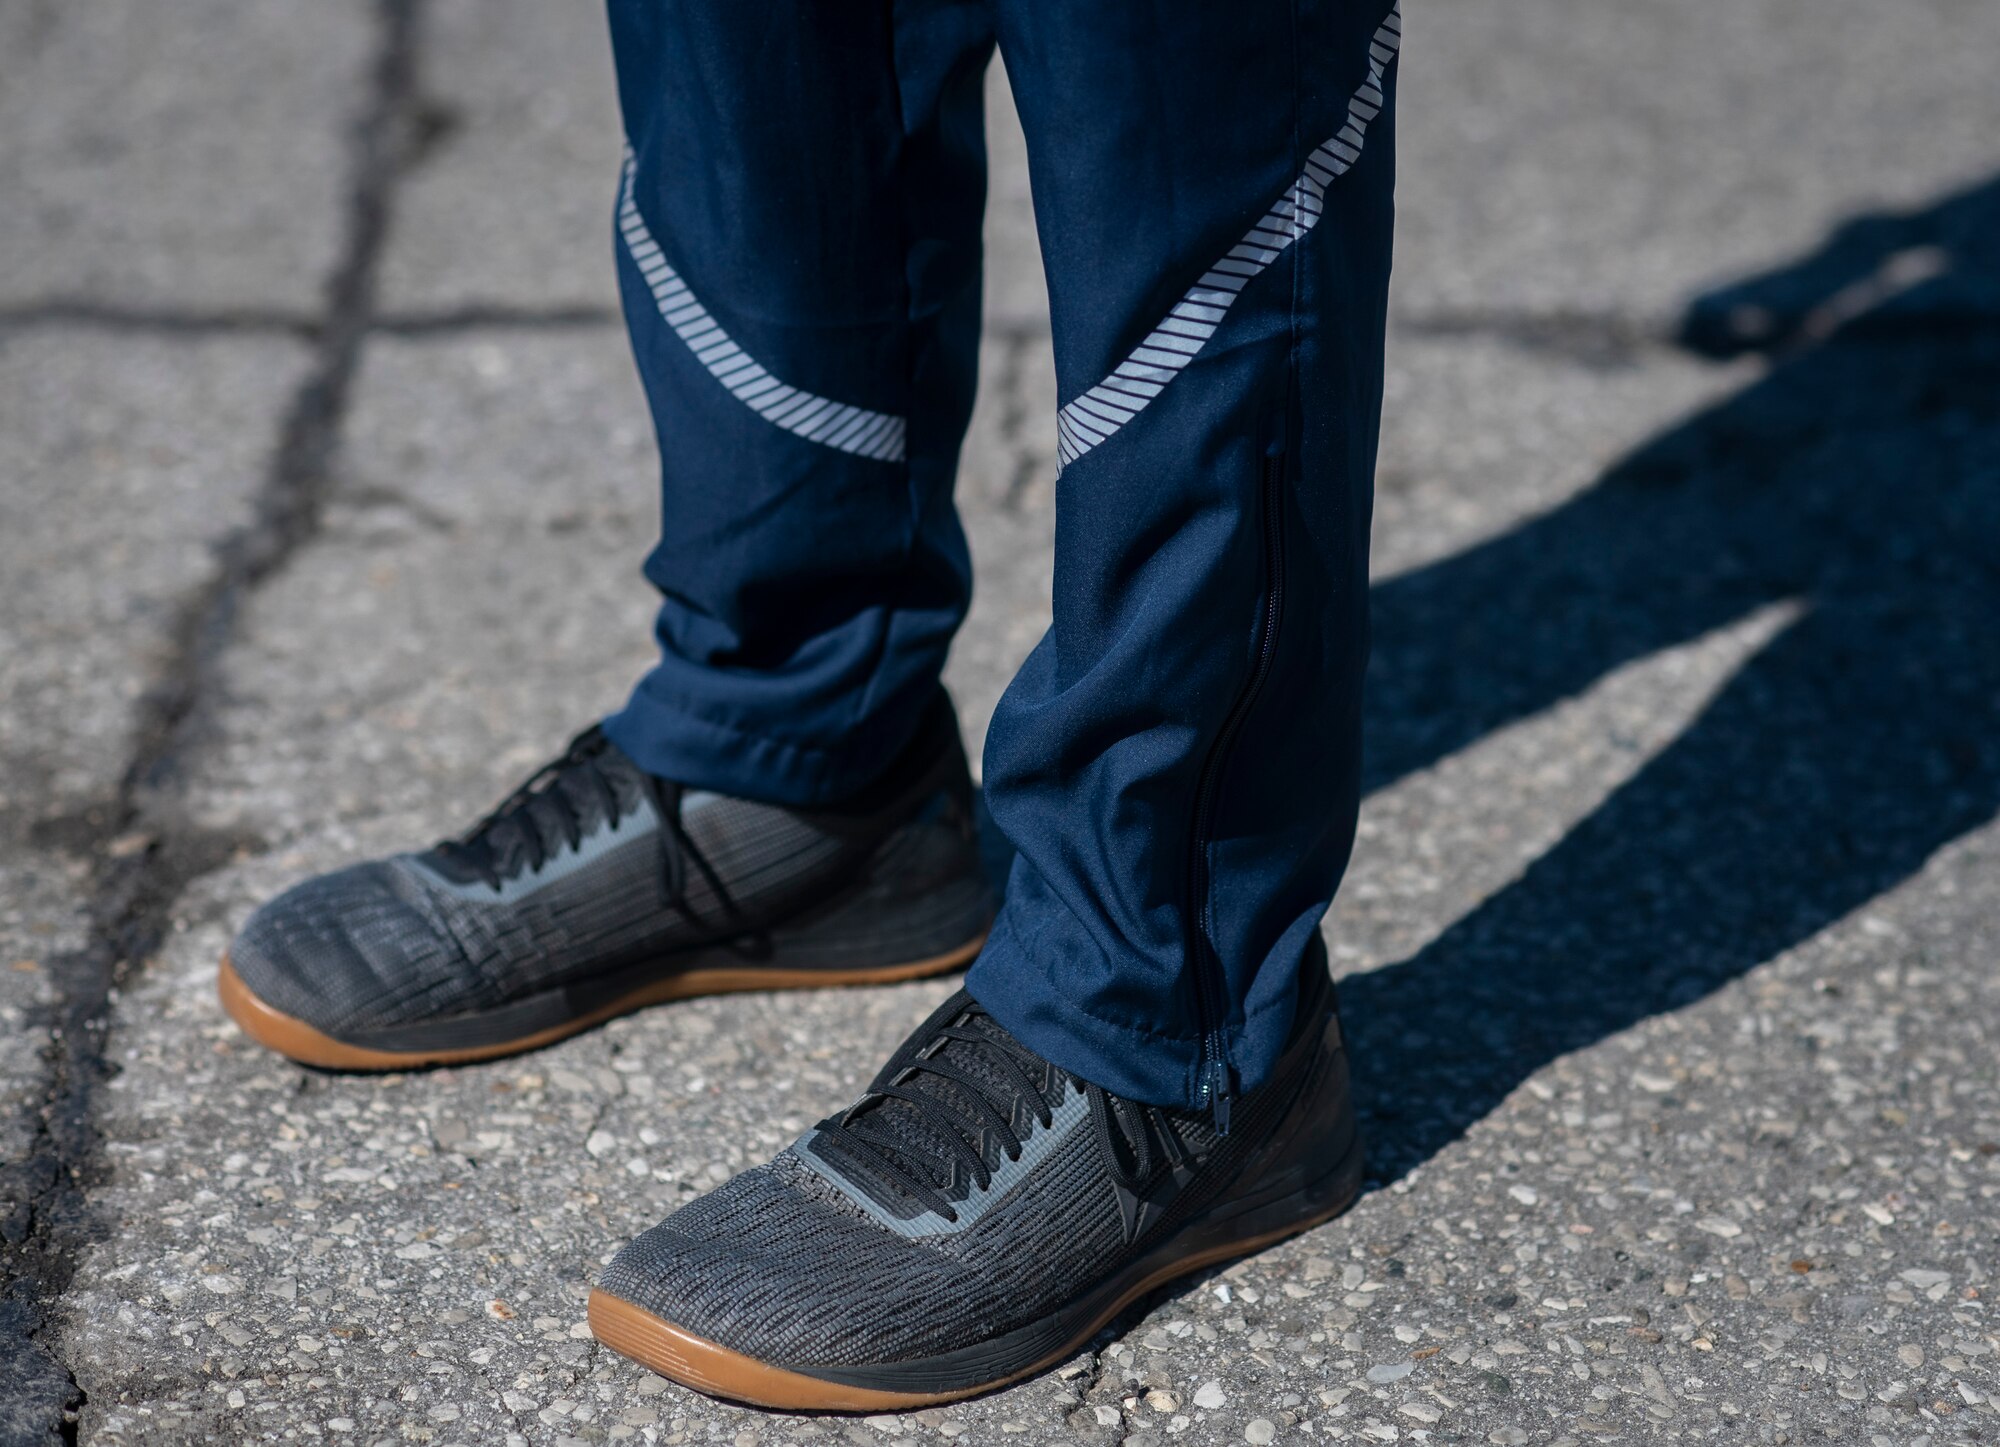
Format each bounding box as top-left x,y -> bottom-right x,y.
588,943 -> 1361,1409
219,694 -> 993,1069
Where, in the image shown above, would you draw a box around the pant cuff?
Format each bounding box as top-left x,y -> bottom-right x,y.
601,679 -> 906,807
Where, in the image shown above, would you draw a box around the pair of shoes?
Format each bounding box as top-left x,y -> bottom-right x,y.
221,698 -> 1363,1408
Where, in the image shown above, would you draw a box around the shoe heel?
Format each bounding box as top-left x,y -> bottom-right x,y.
760,794 -> 997,974
1195,1123 -> 1366,1245
1190,1000 -> 1366,1240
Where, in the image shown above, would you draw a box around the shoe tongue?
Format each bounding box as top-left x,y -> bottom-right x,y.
433,733 -> 651,884
853,1007 -> 1063,1202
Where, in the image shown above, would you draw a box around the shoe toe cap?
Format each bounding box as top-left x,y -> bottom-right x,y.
598,1157 -> 976,1367
228,860 -> 461,1035
597,1172 -> 817,1349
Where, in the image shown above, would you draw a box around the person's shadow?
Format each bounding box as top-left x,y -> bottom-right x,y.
1341,172 -> 2000,1181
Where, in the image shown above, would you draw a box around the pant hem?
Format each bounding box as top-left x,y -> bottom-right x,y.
966,929 -> 1300,1110
601,689 -> 899,808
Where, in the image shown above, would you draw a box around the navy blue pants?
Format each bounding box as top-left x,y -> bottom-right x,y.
600,0 -> 1400,1111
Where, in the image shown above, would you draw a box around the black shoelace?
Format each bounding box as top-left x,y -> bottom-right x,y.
814,1001 -> 1180,1222
435,727 -> 750,936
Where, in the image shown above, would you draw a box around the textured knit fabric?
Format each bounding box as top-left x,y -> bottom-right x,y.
598,981 -> 1339,1366
229,708 -> 985,1040
599,0 -> 1399,1107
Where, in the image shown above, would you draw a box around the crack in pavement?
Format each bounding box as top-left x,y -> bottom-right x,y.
0,299 -> 621,341
1391,306 -> 1675,368
0,1 -> 434,1440
0,300 -> 621,344
375,302 -> 621,335
0,301 -> 323,340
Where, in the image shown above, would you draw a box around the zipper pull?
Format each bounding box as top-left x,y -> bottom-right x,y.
1205,1057 -> 1237,1137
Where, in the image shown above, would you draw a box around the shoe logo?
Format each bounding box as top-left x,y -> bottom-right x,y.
1111,1113 -> 1203,1244
1114,1160 -> 1195,1244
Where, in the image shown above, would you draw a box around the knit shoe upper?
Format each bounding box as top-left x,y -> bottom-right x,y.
592,950 -> 1359,1404
224,697 -> 992,1062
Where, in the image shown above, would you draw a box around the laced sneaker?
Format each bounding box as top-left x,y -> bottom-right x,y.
588,940 -> 1361,1409
219,694 -> 993,1069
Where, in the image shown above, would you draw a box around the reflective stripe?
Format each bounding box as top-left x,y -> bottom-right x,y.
1054,2 -> 1403,472
617,154 -> 907,464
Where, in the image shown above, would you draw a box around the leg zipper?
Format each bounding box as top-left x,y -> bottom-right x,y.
1185,445 -> 1288,1134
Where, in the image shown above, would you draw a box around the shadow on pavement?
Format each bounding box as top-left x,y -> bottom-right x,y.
1342,172 -> 2000,1182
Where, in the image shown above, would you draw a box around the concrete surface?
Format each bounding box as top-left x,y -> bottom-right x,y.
4,0 -> 1999,1443
0,0 -> 371,313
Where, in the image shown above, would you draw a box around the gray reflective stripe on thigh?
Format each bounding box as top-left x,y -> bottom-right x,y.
617,153 -> 909,464
1053,2 -> 1403,473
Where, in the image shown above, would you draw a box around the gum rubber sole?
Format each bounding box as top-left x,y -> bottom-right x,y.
216,933 -> 985,1071
585,1167 -> 1362,1411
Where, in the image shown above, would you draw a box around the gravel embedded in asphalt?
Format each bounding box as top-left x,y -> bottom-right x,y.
5,0 -> 2000,1442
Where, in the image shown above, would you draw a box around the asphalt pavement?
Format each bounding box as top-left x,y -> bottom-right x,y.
4,0 -> 1999,1443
